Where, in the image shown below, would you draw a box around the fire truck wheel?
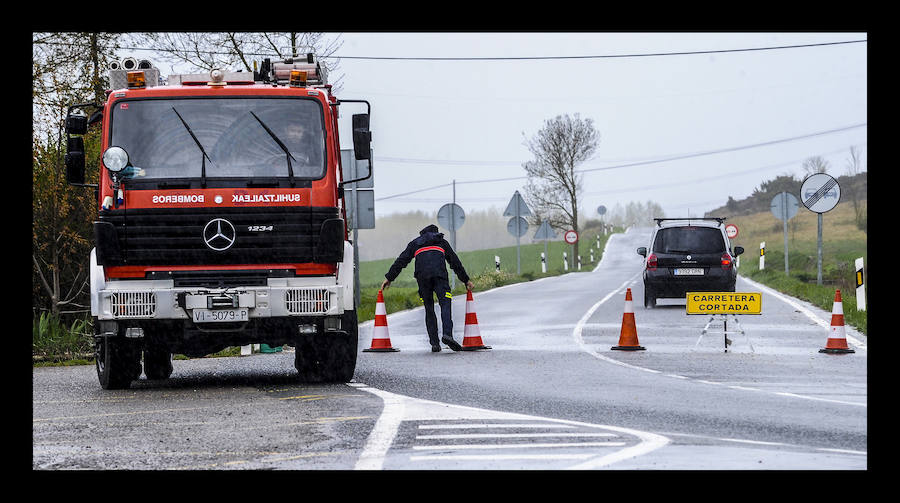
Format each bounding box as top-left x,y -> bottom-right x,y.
95,327 -> 142,389
143,346 -> 174,380
294,310 -> 358,383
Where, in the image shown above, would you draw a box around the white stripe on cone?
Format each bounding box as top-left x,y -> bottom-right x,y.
464,299 -> 480,338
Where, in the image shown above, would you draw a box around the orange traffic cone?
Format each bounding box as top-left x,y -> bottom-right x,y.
363,290 -> 400,352
611,288 -> 646,351
819,289 -> 855,354
461,289 -> 491,351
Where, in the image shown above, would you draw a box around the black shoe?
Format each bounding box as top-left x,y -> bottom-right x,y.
431,344 -> 441,352
441,336 -> 463,351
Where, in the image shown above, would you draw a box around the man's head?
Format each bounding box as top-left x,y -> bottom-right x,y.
420,224 -> 440,235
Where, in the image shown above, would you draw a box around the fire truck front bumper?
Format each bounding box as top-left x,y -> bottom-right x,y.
94,280 -> 348,322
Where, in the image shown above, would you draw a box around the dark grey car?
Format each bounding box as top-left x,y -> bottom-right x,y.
637,218 -> 744,308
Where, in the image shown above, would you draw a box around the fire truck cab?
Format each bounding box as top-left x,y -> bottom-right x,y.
65,55 -> 372,389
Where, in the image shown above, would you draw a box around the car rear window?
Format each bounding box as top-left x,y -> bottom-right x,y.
653,227 -> 725,254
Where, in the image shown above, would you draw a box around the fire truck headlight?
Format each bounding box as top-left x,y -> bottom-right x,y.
102,146 -> 129,173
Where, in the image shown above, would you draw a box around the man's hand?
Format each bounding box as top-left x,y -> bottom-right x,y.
381,279 -> 391,291
466,280 -> 474,291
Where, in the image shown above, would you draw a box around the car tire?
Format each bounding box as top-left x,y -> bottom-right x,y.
644,286 -> 657,309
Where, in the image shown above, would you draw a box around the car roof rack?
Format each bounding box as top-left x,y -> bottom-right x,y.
654,217 -> 726,227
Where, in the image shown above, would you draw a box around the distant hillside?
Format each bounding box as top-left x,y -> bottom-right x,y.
705,171 -> 867,221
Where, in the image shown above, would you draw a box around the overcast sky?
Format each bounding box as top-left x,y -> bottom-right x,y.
123,32 -> 867,220
330,32 -> 866,220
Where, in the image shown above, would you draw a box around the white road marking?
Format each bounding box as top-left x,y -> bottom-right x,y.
737,275 -> 866,350
410,453 -> 596,462
571,271 -> 865,408
418,423 -> 575,429
351,382 -> 669,470
412,442 -> 626,450
351,383 -> 405,470
657,431 -> 867,457
416,432 -> 617,440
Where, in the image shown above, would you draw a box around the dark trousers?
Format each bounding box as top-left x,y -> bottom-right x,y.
417,276 -> 453,344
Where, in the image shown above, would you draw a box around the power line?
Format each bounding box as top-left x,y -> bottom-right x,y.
374,123 -> 866,201
34,39 -> 866,61
382,144 -> 867,204
332,39 -> 867,61
578,122 -> 867,174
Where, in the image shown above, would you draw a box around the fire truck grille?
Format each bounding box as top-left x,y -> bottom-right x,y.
285,288 -> 331,315
98,207 -> 339,267
110,291 -> 157,318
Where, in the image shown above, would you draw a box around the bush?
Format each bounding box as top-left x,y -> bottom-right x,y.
471,269 -> 518,290
33,312 -> 93,358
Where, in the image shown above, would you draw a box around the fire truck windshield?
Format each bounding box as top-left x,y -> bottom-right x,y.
109,97 -> 325,182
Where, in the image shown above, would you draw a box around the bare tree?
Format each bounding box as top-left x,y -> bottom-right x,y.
843,145 -> 865,227
521,114 -> 599,268
32,33 -> 115,315
801,155 -> 830,176
133,32 -> 344,90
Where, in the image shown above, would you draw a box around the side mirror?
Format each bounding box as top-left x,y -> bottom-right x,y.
733,246 -> 744,257
352,113 -> 371,160
65,112 -> 88,136
636,247 -> 647,257
65,136 -> 86,185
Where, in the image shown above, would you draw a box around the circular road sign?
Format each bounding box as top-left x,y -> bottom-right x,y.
564,229 -> 578,245
597,205 -> 607,216
800,173 -> 841,214
725,224 -> 739,239
770,191 -> 800,221
437,203 -> 465,231
507,216 -> 528,237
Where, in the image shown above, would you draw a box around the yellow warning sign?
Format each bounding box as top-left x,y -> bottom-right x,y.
686,292 -> 762,315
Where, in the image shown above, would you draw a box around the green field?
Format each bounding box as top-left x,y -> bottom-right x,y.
728,200 -> 867,334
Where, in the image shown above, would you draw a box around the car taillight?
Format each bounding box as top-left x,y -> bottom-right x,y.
647,253 -> 657,271
721,252 -> 733,269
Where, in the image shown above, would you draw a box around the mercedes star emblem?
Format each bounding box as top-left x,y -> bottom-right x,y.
203,218 -> 236,251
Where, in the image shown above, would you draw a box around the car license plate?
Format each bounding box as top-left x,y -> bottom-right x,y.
674,268 -> 704,276
192,308 -> 249,323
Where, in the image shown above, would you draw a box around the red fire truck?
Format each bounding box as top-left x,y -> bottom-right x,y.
65,55 -> 372,389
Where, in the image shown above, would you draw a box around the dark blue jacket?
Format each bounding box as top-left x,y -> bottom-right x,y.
385,225 -> 470,283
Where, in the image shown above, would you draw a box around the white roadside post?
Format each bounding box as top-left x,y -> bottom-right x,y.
495,255 -> 501,272
855,257 -> 866,311
759,241 -> 765,271
563,252 -> 568,271
533,221 -> 555,275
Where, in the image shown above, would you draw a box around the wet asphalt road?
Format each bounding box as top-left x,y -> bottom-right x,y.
33,228 -> 867,469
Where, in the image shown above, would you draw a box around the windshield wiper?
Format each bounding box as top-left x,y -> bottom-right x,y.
171,106 -> 214,188
249,111 -> 296,187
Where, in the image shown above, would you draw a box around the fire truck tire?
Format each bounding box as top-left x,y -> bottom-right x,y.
294,310 -> 358,383
95,328 -> 142,390
143,346 -> 174,380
